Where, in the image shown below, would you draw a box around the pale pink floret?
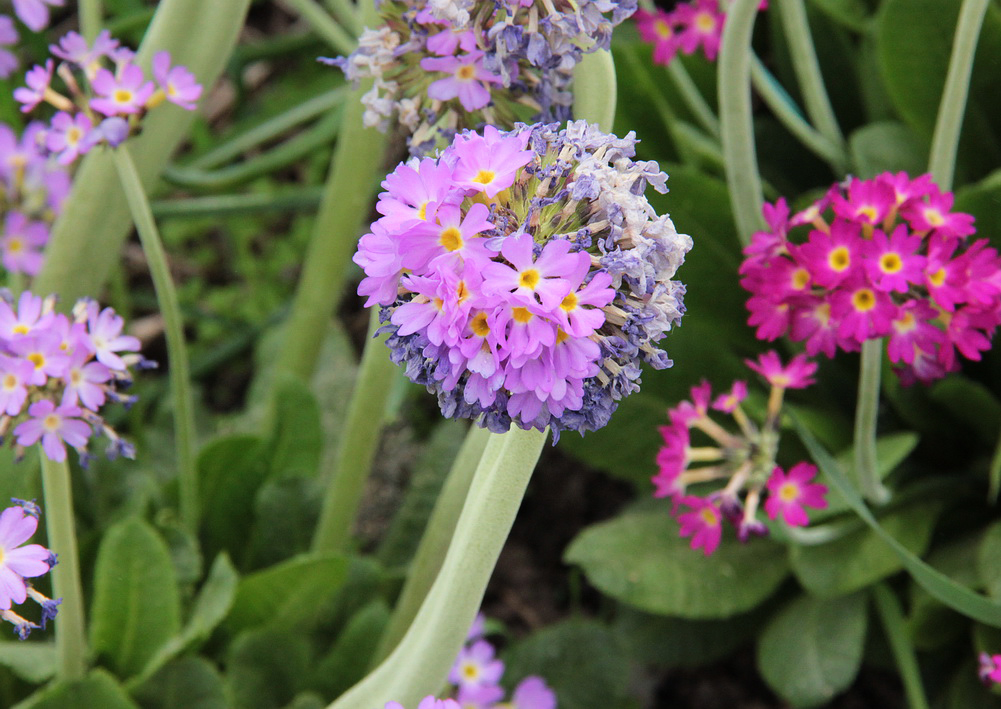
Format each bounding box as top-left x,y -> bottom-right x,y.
152,51 -> 202,110
85,302 -> 141,370
1,212 -> 48,276
376,157 -> 458,230
90,63 -> 154,116
0,291 -> 53,339
764,462 -> 828,526
61,349 -> 112,411
511,677 -> 557,709
0,356 -> 33,416
450,124 -> 532,198
482,233 -> 589,311
421,50 -> 501,112
0,505 -> 52,610
12,0 -> 63,32
0,16 -> 18,79
399,201 -> 495,273
45,111 -> 94,165
14,399 -> 91,463
448,639 -> 504,688
13,59 -> 54,113
50,29 -> 119,75
354,221 -> 409,307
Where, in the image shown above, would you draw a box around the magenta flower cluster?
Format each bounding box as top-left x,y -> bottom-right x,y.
634,0 -> 767,65
356,121 -> 691,439
14,30 -> 202,164
0,499 -> 59,640
979,652 -> 1001,686
0,291 -> 146,464
652,351 -> 828,556
332,0 -> 634,152
740,172 -> 1001,384
1,121 -> 70,277
0,0 -> 64,78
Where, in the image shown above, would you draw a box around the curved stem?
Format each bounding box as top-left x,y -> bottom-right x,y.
572,49 -> 617,132
853,338 -> 889,504
79,0 -> 103,42
666,61 -> 721,139
311,309 -> 399,553
112,148 -> 199,532
40,454 -> 87,681
750,55 -> 848,174
928,0 -> 990,190
372,425 -> 491,664
718,0 -> 765,245
775,0 -> 844,148
273,2 -> 386,383
873,584 -> 931,709
327,427 -> 547,709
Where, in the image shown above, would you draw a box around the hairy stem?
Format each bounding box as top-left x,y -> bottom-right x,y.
853,338 -> 889,504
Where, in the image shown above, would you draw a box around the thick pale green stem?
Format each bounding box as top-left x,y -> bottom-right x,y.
372,425 -> 491,663
750,55 -> 847,173
327,428 -> 547,709
273,2 -> 385,383
281,0 -> 357,56
775,0 -> 844,148
112,149 -> 199,532
667,61 -> 720,139
40,455 -> 87,681
928,0 -> 990,190
572,49 -> 617,131
311,309 -> 398,553
853,338 -> 889,504
873,584 -> 931,709
33,0 -> 251,305
719,0 -> 765,244
79,0 -> 103,42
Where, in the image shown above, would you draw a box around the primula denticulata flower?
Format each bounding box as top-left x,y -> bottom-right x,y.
329,0 -> 636,152
354,121 -> 692,441
0,499 -> 59,640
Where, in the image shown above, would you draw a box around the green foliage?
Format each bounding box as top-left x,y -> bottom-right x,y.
131,657 -> 230,709
565,510 -> 789,618
14,670 -> 140,709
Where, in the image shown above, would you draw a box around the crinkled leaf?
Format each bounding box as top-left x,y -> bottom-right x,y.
849,122 -> 927,178
789,501 -> 941,597
198,434 -> 269,563
90,517 -> 182,678
245,477 -> 322,568
757,593 -> 868,708
503,619 -> 631,709
266,375 -> 323,479
227,627 -> 312,709
565,510 -> 789,619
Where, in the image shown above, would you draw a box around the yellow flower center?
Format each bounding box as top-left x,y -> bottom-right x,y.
852,288 -> 876,312
879,252 -> 903,274
417,202 -> 428,220
27,353 -> 45,369
555,328 -> 569,345
699,506 -> 719,525
924,208 -> 945,227
929,267 -> 947,287
512,307 -> 533,324
472,169 -> 496,185
560,292 -> 578,311
695,12 -> 716,32
43,414 -> 60,431
519,269 -> 540,289
7,239 -> 23,254
12,325 -> 28,335
779,482 -> 800,502
471,312 -> 490,337
114,89 -> 134,104
828,246 -> 850,271
3,374 -> 16,389
439,226 -> 463,252
654,19 -> 673,39
456,64 -> 476,81
856,205 -> 878,222
791,268 -> 810,290
456,281 -> 470,302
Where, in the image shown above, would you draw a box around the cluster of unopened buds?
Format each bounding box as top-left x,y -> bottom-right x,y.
0,0 -> 64,78
0,290 -> 149,464
331,0 -> 635,152
385,614 -> 556,709
0,498 -> 59,640
634,0 -> 767,65
13,29 -> 202,164
355,120 -> 691,440
739,172 -> 1001,384
653,351 -> 828,556
1,121 -> 70,276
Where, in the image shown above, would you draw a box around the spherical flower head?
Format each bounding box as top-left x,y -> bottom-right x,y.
764,462 -> 828,526
0,504 -> 54,610
676,496 -> 723,555
359,121 -> 691,440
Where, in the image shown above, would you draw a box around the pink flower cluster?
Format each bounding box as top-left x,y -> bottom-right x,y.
0,291 -> 146,463
0,499 -> 59,640
740,173 -> 1001,384
634,0 -> 767,65
653,351 -> 828,556
14,30 -> 202,164
1,121 -> 70,277
356,121 -> 691,438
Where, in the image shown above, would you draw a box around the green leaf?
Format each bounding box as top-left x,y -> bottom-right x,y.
807,0 -> 872,31
818,432 -> 919,517
503,619 -> 631,709
565,510 -> 789,619
310,601 -> 390,698
245,477 -> 322,568
614,605 -> 769,669
227,627 -> 312,709
198,434 -> 270,563
266,376 -> 323,479
130,657 -> 229,709
909,535 -> 980,650
0,641 -> 55,683
13,669 -> 139,709
225,553 -> 351,634
134,553 -> 239,686
757,593 -> 868,708
979,522 -> 1001,599
795,417 -> 1001,627
90,517 -> 182,678
930,376 -> 1001,446
848,122 -> 927,178
789,501 -> 941,597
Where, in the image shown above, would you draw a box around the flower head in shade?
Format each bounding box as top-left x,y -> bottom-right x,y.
740,172 -> 1001,384
652,351 -> 828,554
0,292 -> 147,464
0,500 -> 59,639
329,0 -> 636,153
13,31 -> 202,164
357,121 -> 691,440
